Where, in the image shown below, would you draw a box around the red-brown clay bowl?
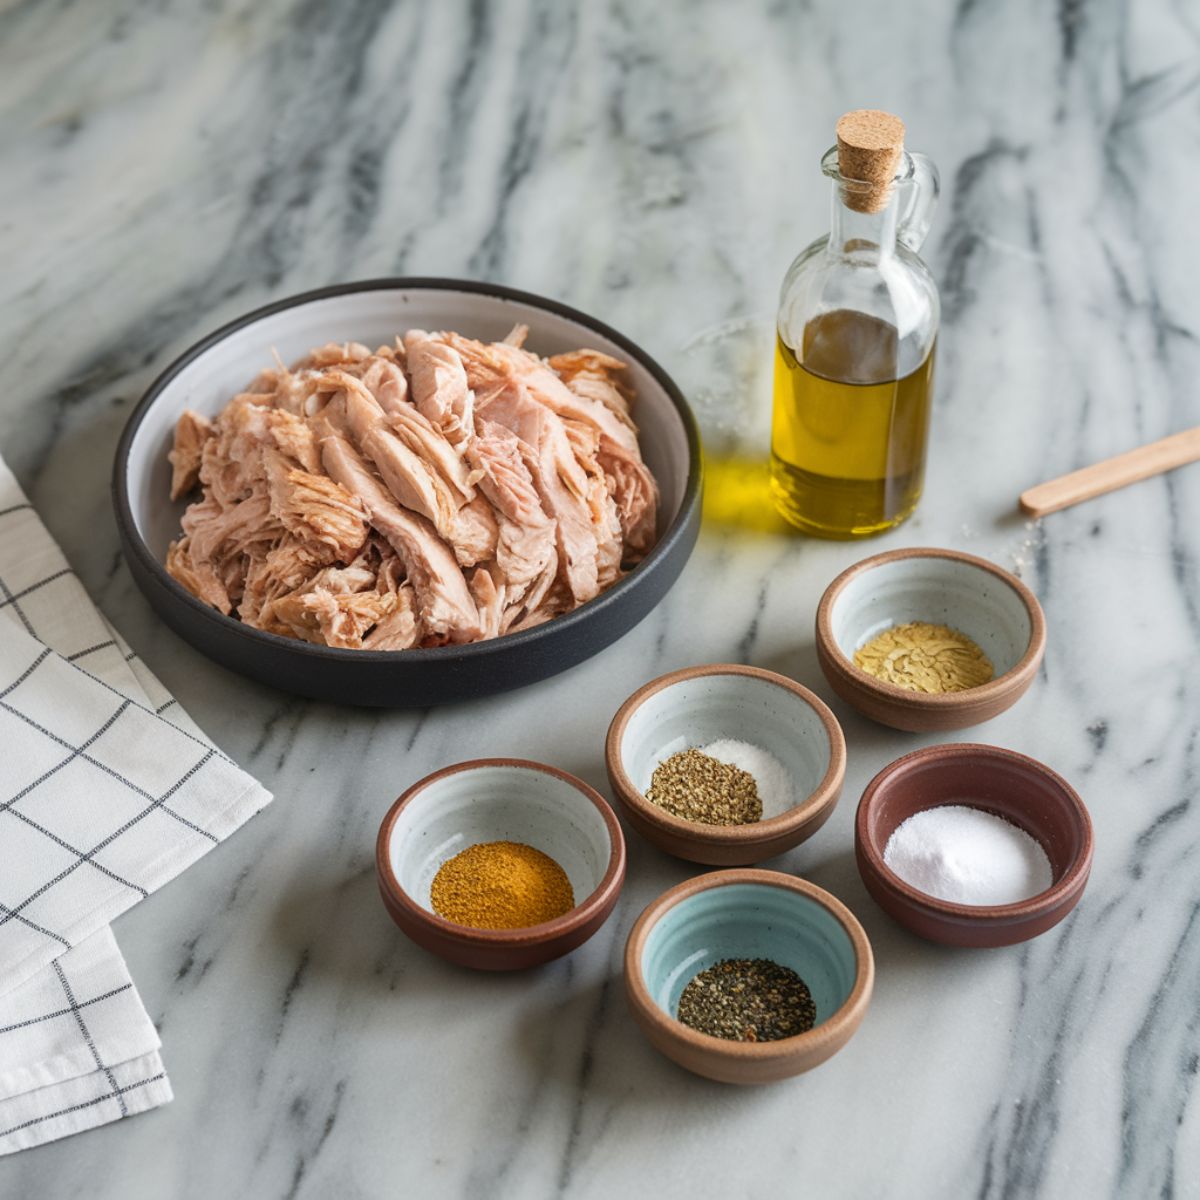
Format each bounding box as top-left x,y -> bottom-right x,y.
376,759 -> 626,970
815,547 -> 1046,732
855,744 -> 1093,948
624,869 -> 874,1084
605,665 -> 846,866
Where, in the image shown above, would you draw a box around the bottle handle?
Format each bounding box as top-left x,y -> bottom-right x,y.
896,152 -> 940,253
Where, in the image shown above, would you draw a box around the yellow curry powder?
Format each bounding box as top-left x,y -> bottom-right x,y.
430,840 -> 574,930
854,621 -> 994,694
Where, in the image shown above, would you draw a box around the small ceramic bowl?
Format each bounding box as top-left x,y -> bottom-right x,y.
855,744 -> 1093,948
605,665 -> 846,866
376,759 -> 626,970
815,547 -> 1046,732
624,869 -> 874,1084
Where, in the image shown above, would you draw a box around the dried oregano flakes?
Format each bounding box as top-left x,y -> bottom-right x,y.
644,749 -> 763,826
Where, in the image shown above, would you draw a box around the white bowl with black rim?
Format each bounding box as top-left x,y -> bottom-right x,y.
113,279 -> 702,706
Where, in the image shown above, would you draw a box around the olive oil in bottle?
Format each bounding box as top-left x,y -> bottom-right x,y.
770,109 -> 940,538
771,311 -> 935,537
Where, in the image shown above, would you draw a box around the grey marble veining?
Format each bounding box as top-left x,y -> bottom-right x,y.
3,0 -> 1200,1196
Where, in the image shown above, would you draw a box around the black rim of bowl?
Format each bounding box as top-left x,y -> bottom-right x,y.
112,277 -> 704,664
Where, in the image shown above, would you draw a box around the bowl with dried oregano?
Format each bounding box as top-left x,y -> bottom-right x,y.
605,665 -> 846,866
815,546 -> 1046,732
376,759 -> 626,970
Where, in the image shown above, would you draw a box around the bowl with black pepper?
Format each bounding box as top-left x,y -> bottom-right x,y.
815,547 -> 1046,732
376,758 -> 625,970
605,665 -> 847,866
624,869 -> 874,1084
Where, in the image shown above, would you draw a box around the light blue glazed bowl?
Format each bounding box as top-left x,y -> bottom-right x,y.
624,869 -> 873,1083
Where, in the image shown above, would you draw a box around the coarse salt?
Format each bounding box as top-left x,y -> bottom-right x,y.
883,805 -> 1053,906
698,739 -> 794,819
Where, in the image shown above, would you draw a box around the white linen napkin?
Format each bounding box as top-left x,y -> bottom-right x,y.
0,456 -> 272,1154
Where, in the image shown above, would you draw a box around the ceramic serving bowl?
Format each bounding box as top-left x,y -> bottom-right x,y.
624,869 -> 873,1084
855,744 -> 1093,948
376,758 -> 626,970
113,279 -> 701,707
815,547 -> 1046,732
605,665 -> 846,866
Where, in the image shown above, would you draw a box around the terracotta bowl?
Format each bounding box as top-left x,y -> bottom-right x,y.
376,759 -> 625,970
605,665 -> 846,866
624,870 -> 874,1084
855,744 -> 1093,948
815,547 -> 1046,732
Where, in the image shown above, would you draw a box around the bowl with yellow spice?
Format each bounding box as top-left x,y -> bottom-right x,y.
376,759 -> 625,970
815,547 -> 1046,733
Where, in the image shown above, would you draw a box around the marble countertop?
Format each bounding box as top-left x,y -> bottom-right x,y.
4,1 -> 1200,1196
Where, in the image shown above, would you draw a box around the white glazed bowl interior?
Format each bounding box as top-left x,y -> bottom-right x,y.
829,557 -> 1032,677
619,675 -> 832,820
388,765 -> 613,917
125,286 -> 691,560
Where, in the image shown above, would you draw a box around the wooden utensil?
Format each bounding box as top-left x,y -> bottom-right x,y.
1020,426 -> 1200,518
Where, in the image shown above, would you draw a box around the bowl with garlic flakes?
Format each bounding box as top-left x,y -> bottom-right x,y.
815,547 -> 1046,732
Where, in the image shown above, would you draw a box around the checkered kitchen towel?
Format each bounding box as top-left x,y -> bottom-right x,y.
0,456 -> 271,1153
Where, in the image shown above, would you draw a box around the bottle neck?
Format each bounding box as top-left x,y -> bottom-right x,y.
829,182 -> 898,259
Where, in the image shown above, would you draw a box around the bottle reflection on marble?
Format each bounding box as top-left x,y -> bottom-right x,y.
675,315 -> 793,534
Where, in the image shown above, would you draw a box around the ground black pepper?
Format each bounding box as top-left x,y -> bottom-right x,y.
676,958 -> 816,1042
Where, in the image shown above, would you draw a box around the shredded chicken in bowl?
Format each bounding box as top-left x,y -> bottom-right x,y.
164,326 -> 659,650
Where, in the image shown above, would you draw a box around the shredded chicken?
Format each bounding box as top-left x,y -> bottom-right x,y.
168,410 -> 213,500
164,329 -> 659,649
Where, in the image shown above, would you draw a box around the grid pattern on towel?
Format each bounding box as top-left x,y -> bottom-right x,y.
0,459 -> 270,1155
0,927 -> 160,1104
0,627 -> 267,996
0,1050 -> 171,1154
0,926 -> 171,1155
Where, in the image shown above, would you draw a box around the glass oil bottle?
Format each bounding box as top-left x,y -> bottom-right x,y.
770,110 -> 940,538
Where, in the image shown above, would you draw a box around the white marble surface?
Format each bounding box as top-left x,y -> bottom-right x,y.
3,1 -> 1200,1196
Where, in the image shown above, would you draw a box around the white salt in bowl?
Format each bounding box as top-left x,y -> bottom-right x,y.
605,665 -> 846,866
815,547 -> 1046,732
855,744 -> 1093,948
376,759 -> 626,970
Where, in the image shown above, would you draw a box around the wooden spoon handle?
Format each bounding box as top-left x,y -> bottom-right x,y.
1019,426 -> 1200,518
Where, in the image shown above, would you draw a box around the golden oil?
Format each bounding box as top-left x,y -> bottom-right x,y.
770,309 -> 935,538
701,453 -> 793,534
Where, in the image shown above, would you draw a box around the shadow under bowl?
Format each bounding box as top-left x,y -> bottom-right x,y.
855,743 -> 1093,948
605,665 -> 846,866
815,547 -> 1046,732
624,869 -> 874,1084
376,758 -> 626,970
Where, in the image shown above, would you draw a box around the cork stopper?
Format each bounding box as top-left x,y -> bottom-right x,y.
836,109 -> 905,213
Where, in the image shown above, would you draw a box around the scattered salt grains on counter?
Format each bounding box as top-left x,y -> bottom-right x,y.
1009,519 -> 1045,580
699,739 -> 794,819
883,805 -> 1053,906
